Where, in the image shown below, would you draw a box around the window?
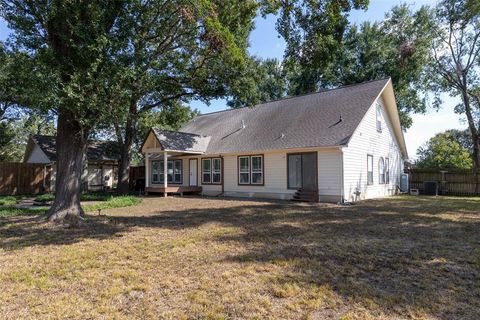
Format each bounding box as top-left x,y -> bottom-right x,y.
376,103 -> 382,132
152,161 -> 160,183
152,159 -> 182,184
385,157 -> 390,184
367,155 -> 373,185
174,160 -> 182,183
251,156 -> 263,185
378,157 -> 385,184
238,156 -> 250,184
202,158 -> 222,184
212,158 -> 222,183
238,155 -> 264,185
202,159 -> 211,183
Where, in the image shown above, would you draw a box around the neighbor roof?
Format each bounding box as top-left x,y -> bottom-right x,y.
180,78 -> 392,154
28,135 -> 121,163
150,128 -> 210,153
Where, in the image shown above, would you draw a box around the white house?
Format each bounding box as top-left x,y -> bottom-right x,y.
140,78 -> 408,202
24,135 -> 120,191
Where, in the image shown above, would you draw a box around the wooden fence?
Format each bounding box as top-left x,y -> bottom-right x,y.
408,168 -> 480,196
0,162 -> 51,195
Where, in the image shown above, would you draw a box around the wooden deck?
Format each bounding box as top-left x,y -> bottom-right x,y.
145,186 -> 202,196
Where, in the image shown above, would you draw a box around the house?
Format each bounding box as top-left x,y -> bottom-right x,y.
24,135 -> 120,191
140,78 -> 408,202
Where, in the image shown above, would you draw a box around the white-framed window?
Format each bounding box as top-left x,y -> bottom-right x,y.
238,156 -> 250,184
238,155 -> 264,185
378,157 -> 385,184
202,159 -> 211,184
152,161 -> 160,183
367,154 -> 373,185
152,159 -> 182,184
376,103 -> 382,132
251,155 -> 263,185
385,157 -> 390,184
212,158 -> 222,183
202,158 -> 222,184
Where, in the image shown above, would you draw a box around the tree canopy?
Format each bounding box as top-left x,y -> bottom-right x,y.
429,0 -> 480,168
416,131 -> 473,169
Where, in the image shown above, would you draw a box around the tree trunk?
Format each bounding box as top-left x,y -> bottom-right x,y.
116,109 -> 136,194
461,89 -> 480,169
46,109 -> 89,225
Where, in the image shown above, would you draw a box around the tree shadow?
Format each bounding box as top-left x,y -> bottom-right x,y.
0,196 -> 479,317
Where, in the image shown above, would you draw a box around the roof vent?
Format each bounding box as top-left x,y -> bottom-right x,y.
241,120 -> 246,129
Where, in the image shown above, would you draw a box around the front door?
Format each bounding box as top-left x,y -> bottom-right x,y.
189,159 -> 197,186
287,153 -> 317,190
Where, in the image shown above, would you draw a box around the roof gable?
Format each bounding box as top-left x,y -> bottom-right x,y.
142,128 -> 210,153
26,135 -> 121,163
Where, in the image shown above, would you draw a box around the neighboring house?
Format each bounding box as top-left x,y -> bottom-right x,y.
141,78 -> 408,202
24,135 -> 120,191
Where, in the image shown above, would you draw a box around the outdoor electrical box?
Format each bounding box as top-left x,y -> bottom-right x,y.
400,174 -> 409,193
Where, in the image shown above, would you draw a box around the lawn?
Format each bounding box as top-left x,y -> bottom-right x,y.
0,193 -> 142,218
0,196 -> 479,319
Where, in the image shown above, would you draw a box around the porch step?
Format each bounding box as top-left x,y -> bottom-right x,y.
292,189 -> 318,203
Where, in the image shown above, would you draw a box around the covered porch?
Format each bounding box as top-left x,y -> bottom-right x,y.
141,128 -> 210,197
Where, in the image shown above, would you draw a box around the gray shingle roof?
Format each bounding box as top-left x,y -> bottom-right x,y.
31,135 -> 121,162
180,78 -> 390,154
151,128 -> 210,153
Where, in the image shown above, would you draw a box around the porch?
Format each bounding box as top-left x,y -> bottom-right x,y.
142,128 -> 210,197
145,185 -> 202,196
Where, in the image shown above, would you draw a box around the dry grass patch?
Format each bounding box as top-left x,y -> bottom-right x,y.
0,195 -> 479,319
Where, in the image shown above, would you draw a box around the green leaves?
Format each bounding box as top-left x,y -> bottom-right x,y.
416,131 -> 474,169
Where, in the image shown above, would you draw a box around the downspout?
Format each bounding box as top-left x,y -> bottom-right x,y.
218,155 -> 225,197
339,147 -> 345,203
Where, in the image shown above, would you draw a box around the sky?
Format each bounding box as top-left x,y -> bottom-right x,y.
0,0 -> 466,158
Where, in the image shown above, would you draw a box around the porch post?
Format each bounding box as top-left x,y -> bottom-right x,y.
144,152 -> 149,194
163,151 -> 168,197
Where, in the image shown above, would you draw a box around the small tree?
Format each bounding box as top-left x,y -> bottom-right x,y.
416,131 -> 473,169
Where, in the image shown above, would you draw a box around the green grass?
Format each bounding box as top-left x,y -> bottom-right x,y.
0,196 -> 21,206
0,196 -> 142,217
34,192 -> 116,203
0,206 -> 47,217
83,196 -> 142,212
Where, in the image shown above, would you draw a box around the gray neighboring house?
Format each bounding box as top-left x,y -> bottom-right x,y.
141,78 -> 408,202
24,135 -> 120,191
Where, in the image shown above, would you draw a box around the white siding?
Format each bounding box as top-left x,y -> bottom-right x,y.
318,151 -> 343,202
25,145 -> 51,163
342,96 -> 404,201
172,148 -> 342,201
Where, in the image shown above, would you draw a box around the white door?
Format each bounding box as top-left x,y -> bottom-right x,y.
189,159 -> 197,186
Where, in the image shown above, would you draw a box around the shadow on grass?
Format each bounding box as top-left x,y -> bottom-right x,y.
1,196 -> 479,317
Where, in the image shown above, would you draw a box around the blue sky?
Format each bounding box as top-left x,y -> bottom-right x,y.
0,0 -> 465,158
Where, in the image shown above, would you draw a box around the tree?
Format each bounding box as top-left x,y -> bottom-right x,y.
227,57 -> 287,108
416,131 -> 473,169
324,5 -> 435,128
96,0 -> 258,194
0,113 -> 56,162
262,0 -> 369,95
430,0 -> 480,168
2,1 -> 127,224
